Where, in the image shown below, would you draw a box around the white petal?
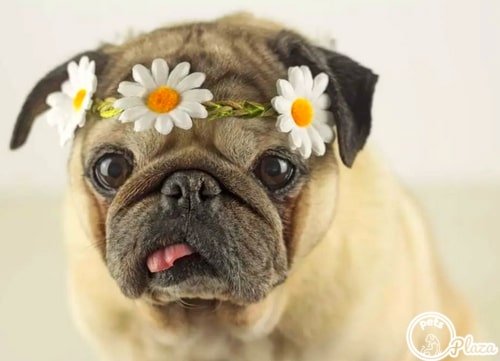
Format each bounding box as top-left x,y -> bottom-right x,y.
59,129 -> 73,147
73,112 -> 86,127
78,57 -> 90,82
60,114 -> 83,146
308,127 -> 326,156
276,115 -> 294,133
167,62 -> 190,88
133,112 -> 156,131
155,115 -> 174,134
67,61 -> 79,85
276,79 -> 296,100
315,93 -> 331,109
271,96 -> 291,115
175,72 -> 206,92
289,128 -> 303,149
46,92 -> 69,107
79,56 -> 90,71
114,97 -> 144,110
152,58 -> 169,86
87,60 -> 96,77
54,117 -> 65,133
289,67 -> 305,96
77,112 -> 88,127
48,110 -> 72,130
132,64 -> 156,91
300,66 -> 314,95
61,80 -> 74,97
315,122 -> 335,143
118,81 -> 146,97
315,109 -> 334,124
299,131 -> 312,159
170,109 -> 193,129
178,101 -> 208,118
88,75 -> 97,94
118,106 -> 149,122
81,96 -> 93,112
181,89 -> 213,103
46,108 -> 64,126
312,73 -> 329,98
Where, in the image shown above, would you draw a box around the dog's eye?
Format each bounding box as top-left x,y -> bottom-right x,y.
93,154 -> 132,193
255,155 -> 295,190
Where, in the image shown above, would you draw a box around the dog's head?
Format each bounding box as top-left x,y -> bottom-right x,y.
11,14 -> 377,305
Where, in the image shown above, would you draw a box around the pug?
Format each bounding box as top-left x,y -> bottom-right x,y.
10,13 -> 475,361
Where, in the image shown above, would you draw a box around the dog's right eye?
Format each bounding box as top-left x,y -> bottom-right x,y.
93,154 -> 133,193
254,155 -> 295,191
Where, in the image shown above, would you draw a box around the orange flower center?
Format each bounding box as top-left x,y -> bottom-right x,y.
291,98 -> 314,127
147,86 -> 181,113
73,89 -> 87,110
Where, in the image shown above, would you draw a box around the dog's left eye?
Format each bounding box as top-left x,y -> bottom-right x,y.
254,155 -> 295,191
93,153 -> 133,193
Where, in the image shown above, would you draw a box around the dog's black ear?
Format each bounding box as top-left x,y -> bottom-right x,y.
271,31 -> 378,167
10,50 -> 108,150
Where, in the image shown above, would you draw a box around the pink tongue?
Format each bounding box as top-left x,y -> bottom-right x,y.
146,243 -> 194,273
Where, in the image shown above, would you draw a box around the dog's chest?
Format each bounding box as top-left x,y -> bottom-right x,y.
131,310 -> 298,361
141,324 -> 286,361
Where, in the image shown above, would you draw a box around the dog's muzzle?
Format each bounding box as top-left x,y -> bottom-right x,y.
146,170 -> 222,274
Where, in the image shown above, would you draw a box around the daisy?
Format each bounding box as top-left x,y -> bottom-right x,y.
115,59 -> 213,134
271,66 -> 334,158
45,56 -> 97,146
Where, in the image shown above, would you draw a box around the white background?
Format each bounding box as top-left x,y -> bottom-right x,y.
0,0 -> 499,192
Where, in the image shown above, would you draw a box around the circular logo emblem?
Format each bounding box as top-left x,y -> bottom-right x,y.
406,312 -> 456,361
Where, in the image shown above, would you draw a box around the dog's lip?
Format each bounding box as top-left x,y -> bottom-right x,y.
146,243 -> 196,273
148,252 -> 217,289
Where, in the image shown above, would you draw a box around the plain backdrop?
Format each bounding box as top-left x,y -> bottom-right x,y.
0,1 -> 499,361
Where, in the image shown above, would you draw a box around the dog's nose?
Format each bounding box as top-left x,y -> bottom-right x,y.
161,170 -> 221,204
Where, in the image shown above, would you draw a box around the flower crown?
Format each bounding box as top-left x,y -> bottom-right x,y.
46,56 -> 334,159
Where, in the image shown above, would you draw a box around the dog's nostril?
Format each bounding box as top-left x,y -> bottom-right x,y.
161,182 -> 183,199
200,182 -> 222,201
161,170 -> 221,203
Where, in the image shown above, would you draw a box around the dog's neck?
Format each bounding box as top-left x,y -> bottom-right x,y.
137,286 -> 289,340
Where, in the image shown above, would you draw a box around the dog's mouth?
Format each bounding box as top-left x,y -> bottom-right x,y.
146,242 -> 217,288
146,243 -> 196,273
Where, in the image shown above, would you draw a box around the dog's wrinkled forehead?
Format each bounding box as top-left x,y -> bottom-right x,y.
81,23 -> 289,165
100,24 -> 281,101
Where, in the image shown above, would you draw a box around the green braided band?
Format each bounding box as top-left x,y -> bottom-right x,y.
91,98 -> 278,120
92,98 -> 123,119
203,100 -> 277,120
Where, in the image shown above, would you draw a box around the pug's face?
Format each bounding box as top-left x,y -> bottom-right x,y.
11,15 -> 377,306
81,107 -> 315,304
